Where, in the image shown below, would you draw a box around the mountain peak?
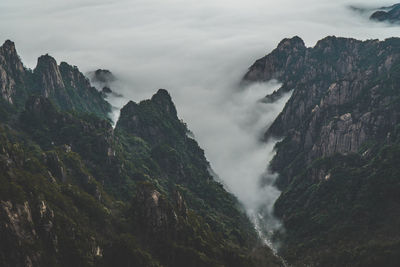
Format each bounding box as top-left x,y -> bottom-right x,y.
0,39 -> 25,104
88,69 -> 116,87
243,36 -> 307,82
1,40 -> 16,52
150,89 -> 177,116
152,88 -> 171,99
34,54 -> 65,96
277,36 -> 305,50
0,39 -> 23,67
116,89 -> 185,147
120,100 -> 137,111
36,54 -> 58,67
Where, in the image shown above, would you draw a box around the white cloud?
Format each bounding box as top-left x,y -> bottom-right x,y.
1,0 -> 399,246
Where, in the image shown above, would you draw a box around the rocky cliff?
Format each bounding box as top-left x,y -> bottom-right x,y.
245,36 -> 400,266
245,36 -> 400,184
0,40 -> 111,119
0,40 -> 26,105
0,40 -> 281,267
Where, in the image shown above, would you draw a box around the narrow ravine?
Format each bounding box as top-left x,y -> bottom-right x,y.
102,77 -> 293,252
6,0 -> 400,262
184,80 -> 292,249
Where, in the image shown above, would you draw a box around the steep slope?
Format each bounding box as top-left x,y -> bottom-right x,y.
245,36 -> 400,266
0,39 -> 282,267
115,89 -> 259,250
0,40 -> 111,119
0,40 -> 27,107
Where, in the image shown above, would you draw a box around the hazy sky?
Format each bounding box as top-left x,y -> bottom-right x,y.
1,0 -> 399,243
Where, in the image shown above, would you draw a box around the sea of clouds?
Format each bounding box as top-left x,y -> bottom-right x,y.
1,0 -> 399,248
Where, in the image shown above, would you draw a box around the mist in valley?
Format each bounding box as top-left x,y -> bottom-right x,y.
2,0 -> 400,247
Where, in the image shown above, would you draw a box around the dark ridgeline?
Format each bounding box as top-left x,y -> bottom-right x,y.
349,3 -> 400,24
0,40 -> 281,267
370,4 -> 400,23
244,36 -> 400,266
5,31 -> 400,267
0,40 -> 111,120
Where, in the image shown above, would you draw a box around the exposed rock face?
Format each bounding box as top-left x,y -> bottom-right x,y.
0,40 -> 111,118
33,56 -> 111,118
243,36 -> 306,83
173,190 -> 188,219
59,62 -> 91,90
245,36 -> 400,183
34,54 -> 65,97
0,40 -> 25,104
36,201 -> 58,253
245,36 -> 400,266
0,201 -> 39,267
44,151 -> 67,182
58,62 -> 112,117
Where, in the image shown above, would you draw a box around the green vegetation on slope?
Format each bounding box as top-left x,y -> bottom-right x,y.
0,39 -> 281,266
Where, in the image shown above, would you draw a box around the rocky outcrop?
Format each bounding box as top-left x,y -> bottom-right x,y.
245,36 -> 400,266
34,54 -> 65,98
36,201 -> 58,253
0,40 -> 25,104
57,62 -> 112,118
44,151 -> 67,182
0,40 -> 112,118
59,62 -> 90,90
244,36 -> 400,183
0,201 -> 39,267
32,55 -> 111,118
243,36 -> 306,83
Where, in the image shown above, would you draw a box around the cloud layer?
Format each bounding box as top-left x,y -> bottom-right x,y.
2,0 -> 399,247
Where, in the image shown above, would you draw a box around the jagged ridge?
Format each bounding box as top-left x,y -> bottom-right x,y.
245,36 -> 400,266
0,40 -> 111,119
0,40 -> 282,267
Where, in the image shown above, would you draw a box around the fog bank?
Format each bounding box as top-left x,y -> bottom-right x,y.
1,0 -> 400,247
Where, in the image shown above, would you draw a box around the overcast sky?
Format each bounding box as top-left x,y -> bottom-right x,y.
1,0 -> 399,240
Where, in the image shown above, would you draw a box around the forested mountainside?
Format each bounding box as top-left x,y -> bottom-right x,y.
0,40 -> 281,267
245,36 -> 400,266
